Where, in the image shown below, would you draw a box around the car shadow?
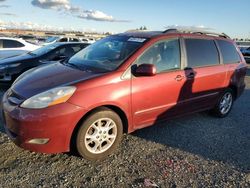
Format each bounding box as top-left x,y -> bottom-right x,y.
133,90 -> 250,173
133,66 -> 250,173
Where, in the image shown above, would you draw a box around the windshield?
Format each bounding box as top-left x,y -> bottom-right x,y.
45,36 -> 59,43
68,36 -> 147,72
29,43 -> 60,56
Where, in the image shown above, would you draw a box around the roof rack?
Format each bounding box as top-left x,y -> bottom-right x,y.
162,28 -> 230,39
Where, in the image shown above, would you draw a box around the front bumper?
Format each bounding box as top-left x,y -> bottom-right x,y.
2,91 -> 86,154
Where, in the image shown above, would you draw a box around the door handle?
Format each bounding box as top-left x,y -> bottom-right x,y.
175,75 -> 184,81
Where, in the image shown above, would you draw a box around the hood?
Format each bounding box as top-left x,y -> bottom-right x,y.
11,62 -> 104,99
0,53 -> 34,65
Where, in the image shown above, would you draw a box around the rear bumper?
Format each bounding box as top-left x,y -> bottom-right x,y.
2,91 -> 86,154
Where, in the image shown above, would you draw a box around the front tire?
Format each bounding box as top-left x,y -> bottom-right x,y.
76,108 -> 123,161
211,89 -> 234,118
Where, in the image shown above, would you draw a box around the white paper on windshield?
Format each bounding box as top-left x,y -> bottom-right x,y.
128,38 -> 146,43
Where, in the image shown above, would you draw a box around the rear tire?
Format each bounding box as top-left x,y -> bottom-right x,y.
211,88 -> 234,118
75,108 -> 123,161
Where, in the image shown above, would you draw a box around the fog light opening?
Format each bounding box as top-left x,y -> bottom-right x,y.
27,138 -> 49,145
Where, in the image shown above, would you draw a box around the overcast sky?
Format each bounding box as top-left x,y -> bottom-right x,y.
0,0 -> 249,38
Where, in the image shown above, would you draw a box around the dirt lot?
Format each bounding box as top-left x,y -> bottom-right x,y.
0,67 -> 250,187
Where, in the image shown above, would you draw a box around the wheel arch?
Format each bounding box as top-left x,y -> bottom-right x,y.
70,105 -> 129,152
228,84 -> 238,100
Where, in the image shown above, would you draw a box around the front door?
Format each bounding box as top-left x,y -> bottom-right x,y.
131,38 -> 187,128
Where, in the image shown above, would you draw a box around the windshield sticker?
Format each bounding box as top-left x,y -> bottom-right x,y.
128,37 -> 146,43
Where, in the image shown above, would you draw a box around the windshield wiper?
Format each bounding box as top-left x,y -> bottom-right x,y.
64,62 -> 81,70
28,52 -> 36,56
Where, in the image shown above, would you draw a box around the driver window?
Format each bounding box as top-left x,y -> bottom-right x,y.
136,39 -> 181,73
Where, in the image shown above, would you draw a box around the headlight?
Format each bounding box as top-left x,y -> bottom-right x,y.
8,63 -> 21,68
20,86 -> 76,109
0,65 -> 8,70
0,63 -> 21,70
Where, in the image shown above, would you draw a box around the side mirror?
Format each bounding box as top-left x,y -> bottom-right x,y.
134,64 -> 156,77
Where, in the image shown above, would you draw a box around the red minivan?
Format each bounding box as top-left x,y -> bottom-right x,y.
2,29 -> 247,160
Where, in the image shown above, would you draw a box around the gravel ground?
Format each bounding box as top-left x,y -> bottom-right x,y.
0,67 -> 250,187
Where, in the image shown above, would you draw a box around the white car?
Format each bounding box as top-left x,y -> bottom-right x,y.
41,36 -> 81,46
0,37 -> 40,59
81,37 -> 96,44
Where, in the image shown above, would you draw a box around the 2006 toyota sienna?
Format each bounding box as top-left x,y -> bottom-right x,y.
2,29 -> 247,160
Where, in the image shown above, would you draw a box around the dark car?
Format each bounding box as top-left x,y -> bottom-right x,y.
0,42 -> 89,82
2,29 -> 247,161
241,47 -> 250,63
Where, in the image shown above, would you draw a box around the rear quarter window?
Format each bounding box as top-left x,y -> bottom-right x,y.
3,39 -> 25,48
185,38 -> 220,68
217,40 -> 241,64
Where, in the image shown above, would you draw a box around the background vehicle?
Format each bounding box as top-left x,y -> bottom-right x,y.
17,35 -> 47,45
241,47 -> 250,63
81,38 -> 96,44
41,36 -> 81,46
236,41 -> 250,51
0,42 -> 89,82
2,29 -> 247,161
0,37 -> 40,59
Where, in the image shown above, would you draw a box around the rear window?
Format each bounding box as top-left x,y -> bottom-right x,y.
185,39 -> 219,68
3,39 -> 25,48
217,40 -> 241,64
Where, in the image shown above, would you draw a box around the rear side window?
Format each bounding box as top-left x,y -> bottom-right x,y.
0,40 -> 2,48
59,38 -> 68,42
185,39 -> 219,67
3,39 -> 25,48
69,38 -> 80,42
217,40 -> 241,64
